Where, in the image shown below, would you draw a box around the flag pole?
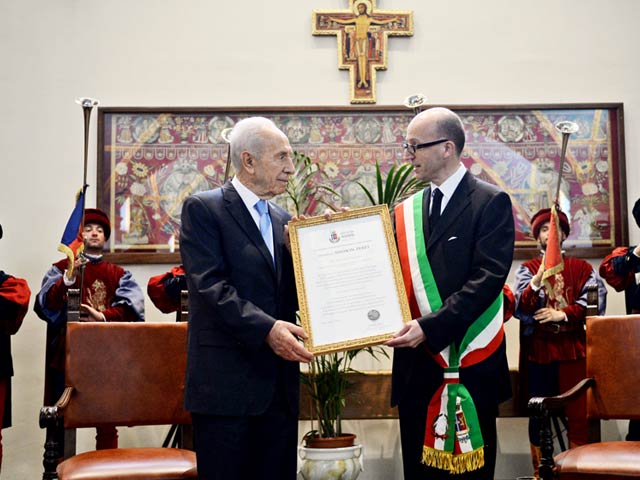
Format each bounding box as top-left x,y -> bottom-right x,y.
74,97 -> 100,307
221,127 -> 233,183
403,93 -> 427,116
75,98 -> 99,218
541,120 -> 579,301
552,121 -> 579,205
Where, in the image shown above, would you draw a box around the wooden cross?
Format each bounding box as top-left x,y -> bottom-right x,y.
312,0 -> 413,104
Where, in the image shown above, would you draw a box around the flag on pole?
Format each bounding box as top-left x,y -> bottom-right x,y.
58,189 -> 85,279
541,203 -> 565,298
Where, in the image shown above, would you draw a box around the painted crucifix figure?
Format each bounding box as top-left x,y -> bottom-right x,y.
313,0 -> 413,103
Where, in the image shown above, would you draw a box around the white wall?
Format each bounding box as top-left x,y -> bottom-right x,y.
1,0 -> 638,478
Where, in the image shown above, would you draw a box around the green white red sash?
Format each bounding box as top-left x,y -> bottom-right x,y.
395,190 -> 505,474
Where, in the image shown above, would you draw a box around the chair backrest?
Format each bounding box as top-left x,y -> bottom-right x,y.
63,321 -> 190,428
585,283 -> 599,317
586,314 -> 640,420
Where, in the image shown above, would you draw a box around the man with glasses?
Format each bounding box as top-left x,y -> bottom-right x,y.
386,107 -> 515,479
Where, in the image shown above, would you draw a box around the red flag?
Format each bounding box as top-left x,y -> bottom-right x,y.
541,204 -> 565,301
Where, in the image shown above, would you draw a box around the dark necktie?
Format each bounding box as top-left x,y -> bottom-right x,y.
430,188 -> 443,230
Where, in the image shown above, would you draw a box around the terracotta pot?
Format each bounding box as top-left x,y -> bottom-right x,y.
304,433 -> 356,448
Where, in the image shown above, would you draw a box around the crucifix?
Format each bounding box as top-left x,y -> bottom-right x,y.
312,0 -> 413,104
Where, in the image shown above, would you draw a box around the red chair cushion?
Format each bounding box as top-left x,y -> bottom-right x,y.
56,447 -> 197,479
555,441 -> 640,479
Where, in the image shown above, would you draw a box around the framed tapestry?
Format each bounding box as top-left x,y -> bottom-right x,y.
97,104 -> 627,264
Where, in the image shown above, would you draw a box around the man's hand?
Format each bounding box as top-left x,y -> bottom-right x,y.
266,320 -> 314,363
285,207 -> 349,252
531,262 -> 544,289
285,207 -> 348,251
65,255 -> 89,282
633,244 -> 640,257
80,303 -> 106,322
384,320 -> 425,348
533,307 -> 565,324
322,207 -> 350,222
284,215 -> 307,253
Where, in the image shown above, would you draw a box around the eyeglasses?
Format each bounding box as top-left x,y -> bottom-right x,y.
402,138 -> 449,154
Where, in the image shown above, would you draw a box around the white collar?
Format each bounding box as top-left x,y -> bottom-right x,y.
232,176 -> 262,212
84,253 -> 103,262
430,163 -> 466,207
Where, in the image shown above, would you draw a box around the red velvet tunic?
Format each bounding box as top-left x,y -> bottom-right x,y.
600,247 -> 635,290
36,257 -> 144,379
46,258 -> 139,322
0,274 -> 31,429
517,256 -> 594,364
599,246 -> 640,314
147,265 -> 186,314
0,276 -> 30,337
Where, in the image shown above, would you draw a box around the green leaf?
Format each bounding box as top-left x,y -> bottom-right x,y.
354,161 -> 428,210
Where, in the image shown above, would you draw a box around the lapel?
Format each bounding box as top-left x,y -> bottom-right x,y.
269,204 -> 286,286
222,182 -> 277,277
426,172 -> 474,251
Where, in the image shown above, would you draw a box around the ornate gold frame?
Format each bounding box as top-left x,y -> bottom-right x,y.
289,205 -> 411,354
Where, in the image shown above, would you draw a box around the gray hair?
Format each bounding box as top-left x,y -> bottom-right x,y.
229,117 -> 279,170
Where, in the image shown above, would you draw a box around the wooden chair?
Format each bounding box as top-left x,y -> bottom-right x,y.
162,290 -> 191,449
519,283 -> 601,455
529,314 -> 640,480
39,321 -> 197,480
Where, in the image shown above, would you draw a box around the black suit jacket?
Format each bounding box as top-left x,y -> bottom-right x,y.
180,182 -> 299,416
391,172 -> 515,413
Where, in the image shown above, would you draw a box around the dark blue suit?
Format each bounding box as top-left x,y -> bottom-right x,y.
392,172 -> 515,479
180,181 -> 299,479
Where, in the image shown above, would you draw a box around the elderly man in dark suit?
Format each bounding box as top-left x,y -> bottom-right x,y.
180,117 -> 313,480
387,107 -> 515,479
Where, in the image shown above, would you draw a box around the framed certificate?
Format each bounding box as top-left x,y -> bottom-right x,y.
289,205 -> 411,355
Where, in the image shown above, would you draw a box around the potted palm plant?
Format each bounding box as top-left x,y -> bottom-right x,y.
278,150 -> 338,217
356,160 -> 428,213
305,156 -> 426,446
283,152 -> 426,479
300,346 -> 388,444
280,152 -> 393,479
299,347 -> 387,480
293,99 -> 427,478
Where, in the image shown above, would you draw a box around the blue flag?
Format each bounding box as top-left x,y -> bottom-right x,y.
58,189 -> 85,278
